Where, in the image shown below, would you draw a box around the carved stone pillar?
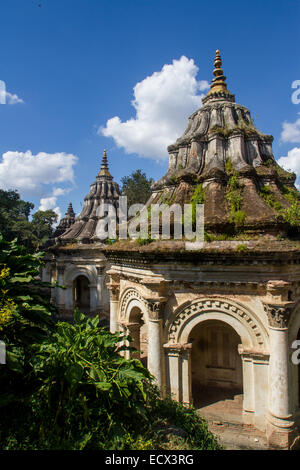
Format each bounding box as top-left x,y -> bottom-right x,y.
56,265 -> 65,308
264,301 -> 298,448
96,266 -> 104,312
163,343 -> 192,403
145,298 -> 166,391
108,283 -> 120,333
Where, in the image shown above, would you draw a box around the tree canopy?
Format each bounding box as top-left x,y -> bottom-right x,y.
0,189 -> 57,251
121,169 -> 153,207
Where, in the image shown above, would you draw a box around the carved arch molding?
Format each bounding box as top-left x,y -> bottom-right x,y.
119,288 -> 147,321
166,297 -> 268,348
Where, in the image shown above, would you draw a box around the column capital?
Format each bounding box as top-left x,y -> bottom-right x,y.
263,301 -> 294,329
145,297 -> 168,320
108,282 -> 120,301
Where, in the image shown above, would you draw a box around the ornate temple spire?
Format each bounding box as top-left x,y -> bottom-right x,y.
98,149 -> 112,177
204,49 -> 233,102
66,202 -> 75,218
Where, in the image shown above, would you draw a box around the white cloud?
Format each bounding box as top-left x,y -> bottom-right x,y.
281,113 -> 300,143
6,91 -> 24,105
100,56 -> 209,160
0,150 -> 78,196
277,147 -> 300,185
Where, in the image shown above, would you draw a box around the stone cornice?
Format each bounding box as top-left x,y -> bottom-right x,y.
104,248 -> 300,269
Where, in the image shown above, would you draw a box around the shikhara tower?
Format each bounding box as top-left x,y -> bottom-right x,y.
149,50 -> 298,236
59,149 -> 120,243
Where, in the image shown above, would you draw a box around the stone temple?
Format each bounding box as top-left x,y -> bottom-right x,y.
46,51 -> 300,449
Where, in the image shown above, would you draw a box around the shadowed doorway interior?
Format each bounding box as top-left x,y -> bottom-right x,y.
190,319 -> 243,423
73,275 -> 90,314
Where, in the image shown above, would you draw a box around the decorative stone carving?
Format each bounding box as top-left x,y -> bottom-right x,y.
120,288 -> 146,319
167,298 -> 266,346
108,282 -> 120,301
263,302 -> 294,329
145,298 -> 167,321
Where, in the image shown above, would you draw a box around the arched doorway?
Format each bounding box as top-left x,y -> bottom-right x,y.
73,275 -> 90,313
127,306 -> 148,367
189,319 -> 243,422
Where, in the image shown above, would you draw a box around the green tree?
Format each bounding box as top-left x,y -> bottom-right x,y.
121,169 -> 153,206
0,189 -> 57,250
31,210 -> 58,250
0,189 -> 34,241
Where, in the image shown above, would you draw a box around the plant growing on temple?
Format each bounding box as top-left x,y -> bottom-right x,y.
226,175 -> 246,228
191,184 -> 205,226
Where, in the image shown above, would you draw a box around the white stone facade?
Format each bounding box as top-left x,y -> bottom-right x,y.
105,246 -> 300,449
43,245 -> 110,319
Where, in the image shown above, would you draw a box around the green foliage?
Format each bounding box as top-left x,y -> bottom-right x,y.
0,189 -> 57,251
0,235 -> 57,417
0,306 -> 220,450
225,157 -> 233,173
259,184 -> 300,227
259,186 -> 282,211
226,175 -> 246,227
190,184 -> 205,226
121,169 -> 154,207
237,244 -> 248,252
26,312 -> 153,449
105,238 -> 117,245
281,201 -> 300,227
136,236 -> 154,245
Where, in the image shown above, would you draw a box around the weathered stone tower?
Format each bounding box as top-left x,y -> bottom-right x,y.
148,50 -> 298,237
53,202 -> 76,238
104,51 -> 300,449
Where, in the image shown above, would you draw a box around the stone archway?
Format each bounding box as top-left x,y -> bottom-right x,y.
119,288 -> 149,366
126,305 -> 148,367
189,319 -> 243,423
73,275 -> 90,313
164,297 -> 269,430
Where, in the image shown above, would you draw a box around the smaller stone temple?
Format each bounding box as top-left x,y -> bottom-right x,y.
53,202 -> 76,238
43,150 -> 120,319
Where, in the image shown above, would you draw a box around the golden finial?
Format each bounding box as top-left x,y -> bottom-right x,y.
98,149 -> 112,177
206,49 -> 229,96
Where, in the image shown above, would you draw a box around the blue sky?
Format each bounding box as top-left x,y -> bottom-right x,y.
0,0 -> 299,220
